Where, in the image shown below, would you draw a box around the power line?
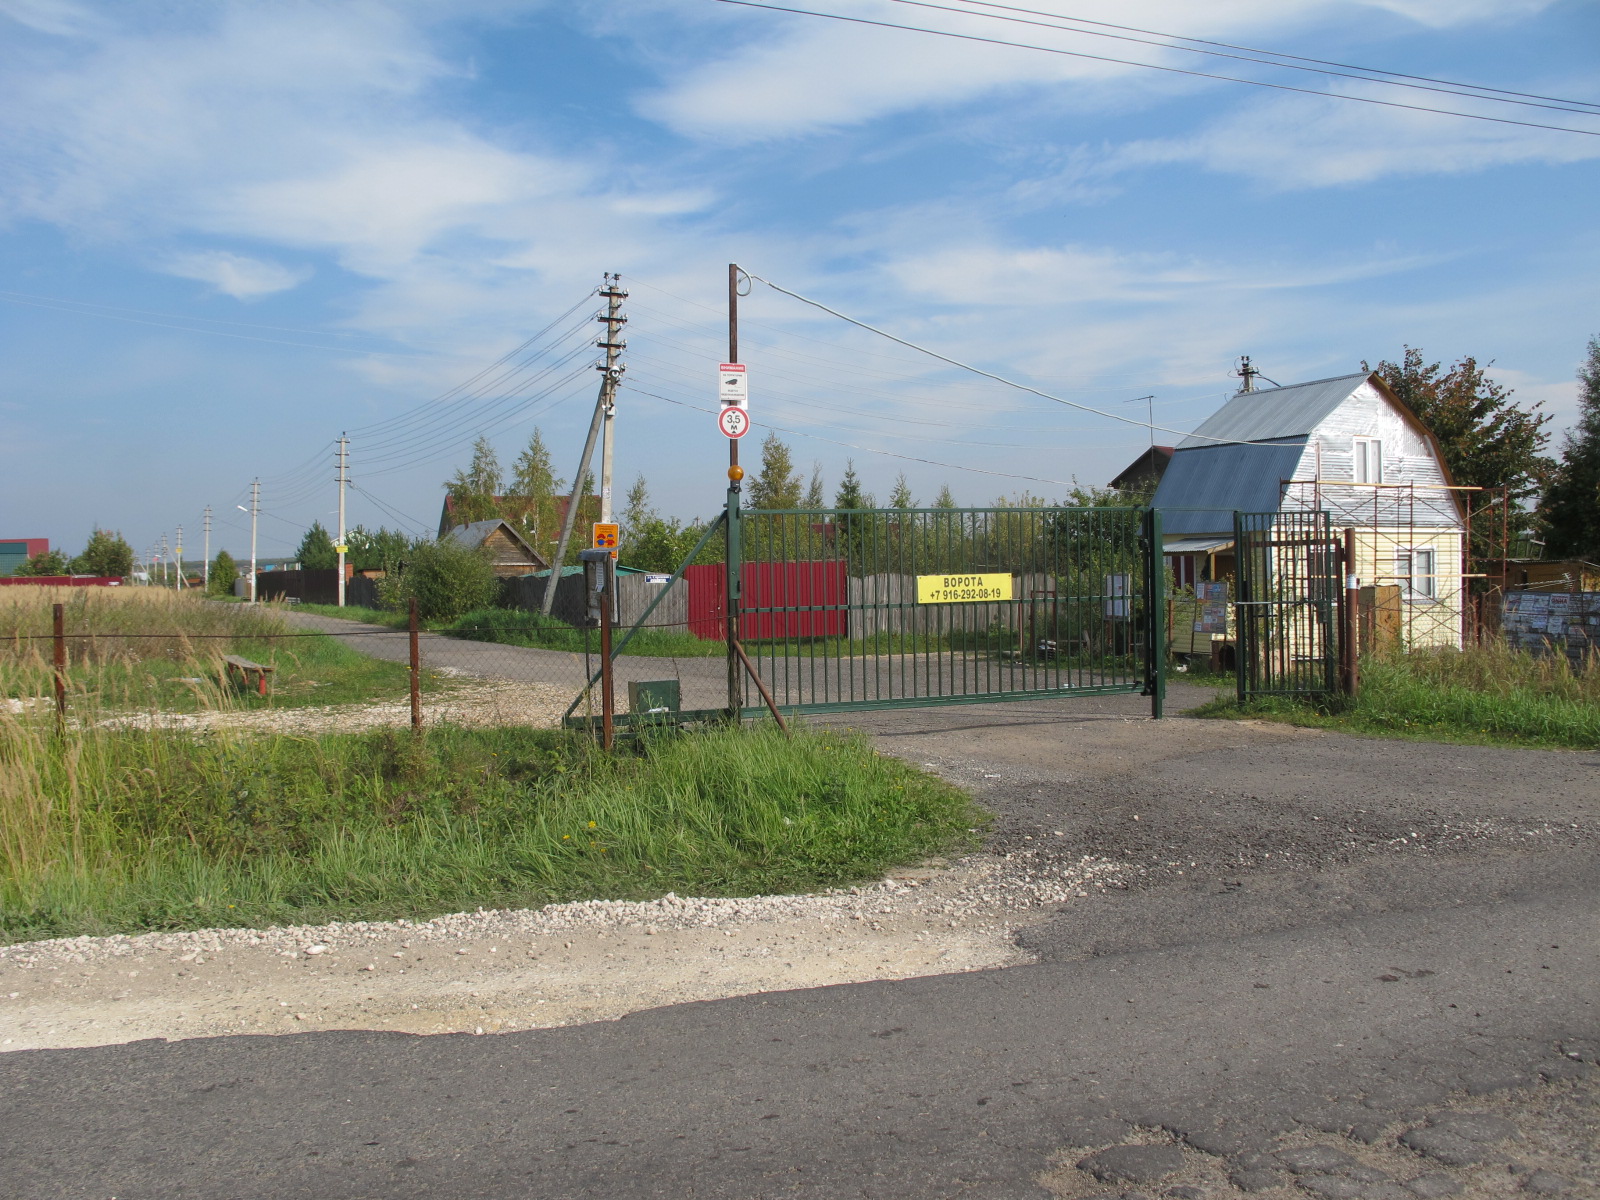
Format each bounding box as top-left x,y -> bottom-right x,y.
953,0 -> 1600,112
626,382 -> 1076,487
892,0 -> 1600,117
711,0 -> 1600,138
744,270 -> 1255,445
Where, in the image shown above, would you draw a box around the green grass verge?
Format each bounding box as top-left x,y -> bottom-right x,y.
0,723 -> 982,942
1190,645 -> 1600,750
445,607 -> 720,657
294,602 -> 409,628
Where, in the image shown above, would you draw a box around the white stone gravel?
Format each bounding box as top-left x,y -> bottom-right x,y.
0,849 -> 1124,970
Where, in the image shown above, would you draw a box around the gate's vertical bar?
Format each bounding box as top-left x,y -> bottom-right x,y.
1147,508 -> 1165,718
408,597 -> 422,734
52,602 -> 66,733
1341,525 -> 1359,697
600,556 -> 615,750
726,482 -> 743,720
1233,511 -> 1247,704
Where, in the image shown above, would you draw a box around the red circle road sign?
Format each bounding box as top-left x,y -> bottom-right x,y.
718,407 -> 750,439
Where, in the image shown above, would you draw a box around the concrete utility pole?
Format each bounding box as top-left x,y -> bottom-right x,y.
159,533 -> 170,587
336,436 -> 349,607
247,480 -> 260,602
543,276 -> 627,616
203,506 -> 211,591
175,525 -> 184,588
1237,355 -> 1259,394
596,276 -> 627,526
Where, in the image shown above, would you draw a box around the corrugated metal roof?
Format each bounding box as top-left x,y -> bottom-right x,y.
1163,536 -> 1235,554
443,519 -> 506,548
1179,373 -> 1368,448
1153,440 -> 1307,535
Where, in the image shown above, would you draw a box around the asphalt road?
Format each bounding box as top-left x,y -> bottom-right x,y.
4,689 -> 1598,1197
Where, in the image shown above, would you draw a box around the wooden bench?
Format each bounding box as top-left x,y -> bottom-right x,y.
223,654 -> 275,696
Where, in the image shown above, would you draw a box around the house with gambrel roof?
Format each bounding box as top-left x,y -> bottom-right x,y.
1153,371 -> 1468,649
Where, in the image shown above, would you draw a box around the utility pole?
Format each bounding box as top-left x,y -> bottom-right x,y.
202,506 -> 212,591
159,533 -> 170,587
596,276 -> 627,525
175,525 -> 185,588
543,276 -> 627,617
1237,355 -> 1259,394
336,435 -> 349,607
726,262 -> 745,719
248,479 -> 259,602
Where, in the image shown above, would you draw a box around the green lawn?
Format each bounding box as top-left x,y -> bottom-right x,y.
0,722 -> 983,942
1191,643 -> 1600,751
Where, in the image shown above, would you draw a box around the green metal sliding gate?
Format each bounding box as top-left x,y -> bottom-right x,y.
728,504 -> 1165,718
1233,510 -> 1340,702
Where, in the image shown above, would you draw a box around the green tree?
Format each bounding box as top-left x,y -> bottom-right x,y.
1378,348 -> 1553,549
505,427 -> 562,550
933,484 -> 957,509
295,521 -> 337,570
70,528 -> 134,577
834,459 -> 865,510
1541,335 -> 1600,560
748,432 -> 803,509
620,475 -> 654,544
14,549 -> 69,576
346,526 -> 417,573
888,473 -> 916,508
397,537 -> 501,622
804,462 -> 825,509
444,436 -> 504,527
208,549 -> 238,597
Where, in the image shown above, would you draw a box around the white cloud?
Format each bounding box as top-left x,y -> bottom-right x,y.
162,250 -> 310,298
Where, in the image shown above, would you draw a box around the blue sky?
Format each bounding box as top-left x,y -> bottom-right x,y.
2,0 -> 1597,562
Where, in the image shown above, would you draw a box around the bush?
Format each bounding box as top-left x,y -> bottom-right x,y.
397,538 -> 500,622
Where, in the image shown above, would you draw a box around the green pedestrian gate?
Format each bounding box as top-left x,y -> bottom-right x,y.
1233,510 -> 1341,702
722,503 -> 1165,720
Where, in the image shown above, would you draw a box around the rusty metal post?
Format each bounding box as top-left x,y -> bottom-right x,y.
52,602 -> 66,731
408,597 -> 422,733
600,558 -> 615,751
1341,527 -> 1359,697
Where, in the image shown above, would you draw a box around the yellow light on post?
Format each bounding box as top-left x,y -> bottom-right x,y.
728,465 -> 744,482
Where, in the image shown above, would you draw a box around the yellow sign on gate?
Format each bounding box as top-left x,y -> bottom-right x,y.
915,572 -> 1013,604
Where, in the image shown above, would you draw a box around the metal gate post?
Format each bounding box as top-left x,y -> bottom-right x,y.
725,480 -> 744,721
1145,507 -> 1166,719
1233,510 -> 1247,705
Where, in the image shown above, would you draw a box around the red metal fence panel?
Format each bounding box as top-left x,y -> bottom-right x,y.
684,561 -> 847,641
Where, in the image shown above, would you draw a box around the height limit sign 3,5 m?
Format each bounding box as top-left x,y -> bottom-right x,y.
718,361 -> 749,438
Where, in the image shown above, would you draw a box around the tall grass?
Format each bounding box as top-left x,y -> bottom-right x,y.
0,590 -> 422,711
1194,641 -> 1600,749
0,711 -> 980,942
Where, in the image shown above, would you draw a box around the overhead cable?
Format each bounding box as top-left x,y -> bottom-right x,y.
712,0 -> 1600,138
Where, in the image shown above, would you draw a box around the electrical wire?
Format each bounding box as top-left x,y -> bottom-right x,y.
626,382 -> 1076,487
891,0 -> 1600,117
744,269 -> 1313,447
953,0 -> 1600,112
712,0 -> 1600,138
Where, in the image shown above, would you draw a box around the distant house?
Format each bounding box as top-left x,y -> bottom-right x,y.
1106,446 -> 1173,495
0,538 -> 49,577
444,520 -> 550,577
1153,371 -> 1467,649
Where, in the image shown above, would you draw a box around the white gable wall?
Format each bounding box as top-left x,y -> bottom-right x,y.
1278,381 -> 1463,530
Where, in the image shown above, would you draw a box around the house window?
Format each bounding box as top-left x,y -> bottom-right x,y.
1395,547 -> 1437,600
1353,437 -> 1383,484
